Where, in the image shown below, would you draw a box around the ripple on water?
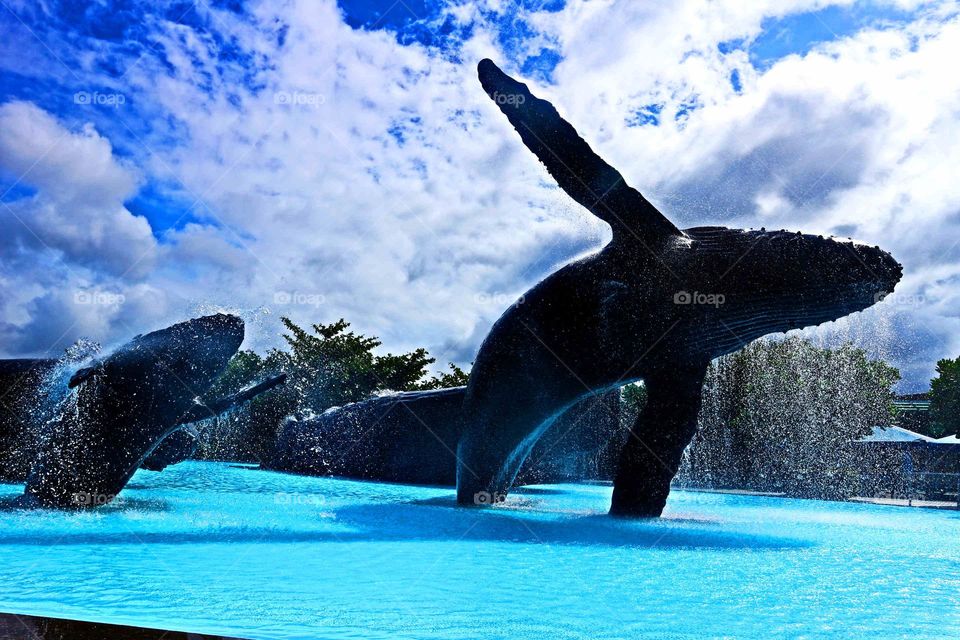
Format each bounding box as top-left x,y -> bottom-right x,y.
1,461 -> 958,639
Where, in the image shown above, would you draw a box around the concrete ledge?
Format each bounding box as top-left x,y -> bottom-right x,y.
0,611 -> 245,639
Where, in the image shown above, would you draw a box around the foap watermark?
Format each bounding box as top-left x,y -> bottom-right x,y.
72,491 -> 116,507
473,490 -> 507,506
491,91 -> 525,108
874,291 -> 927,307
273,291 -> 326,308
274,91 -> 325,107
74,291 -> 126,306
74,91 -> 126,107
674,290 -> 725,307
475,292 -> 525,307
274,492 -> 327,506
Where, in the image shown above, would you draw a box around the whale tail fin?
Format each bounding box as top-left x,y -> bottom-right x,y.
477,59 -> 682,244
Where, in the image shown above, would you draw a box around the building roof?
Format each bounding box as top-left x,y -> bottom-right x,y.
860,426 -> 939,443
895,392 -> 930,402
859,426 -> 960,445
893,399 -> 931,411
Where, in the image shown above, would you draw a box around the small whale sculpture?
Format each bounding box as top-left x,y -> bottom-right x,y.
457,60 -> 902,516
23,314 -> 244,508
264,386 -> 622,486
0,363 -> 284,478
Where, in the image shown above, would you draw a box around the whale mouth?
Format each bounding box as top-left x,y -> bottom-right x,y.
853,243 -> 902,298
825,242 -> 902,320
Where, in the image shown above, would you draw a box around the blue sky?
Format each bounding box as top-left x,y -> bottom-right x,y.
1,0 -> 959,390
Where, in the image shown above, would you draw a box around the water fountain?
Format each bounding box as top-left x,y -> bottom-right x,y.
141,373 -> 288,470
0,57 -> 953,640
0,341 -> 101,482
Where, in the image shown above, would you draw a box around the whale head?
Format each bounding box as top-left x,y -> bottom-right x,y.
69,313 -> 244,405
671,226 -> 902,357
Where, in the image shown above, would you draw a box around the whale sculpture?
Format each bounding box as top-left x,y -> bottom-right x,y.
457,59 -> 902,516
139,425 -> 202,472
265,386 -> 622,486
0,362 -> 284,478
23,314 -> 244,508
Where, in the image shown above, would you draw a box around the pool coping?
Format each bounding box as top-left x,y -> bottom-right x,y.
0,611 -> 247,640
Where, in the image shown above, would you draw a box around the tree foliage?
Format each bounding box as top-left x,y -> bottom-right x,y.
620,382 -> 647,418
416,363 -> 470,390
929,356 -> 960,438
195,317 -> 469,462
272,317 -> 438,411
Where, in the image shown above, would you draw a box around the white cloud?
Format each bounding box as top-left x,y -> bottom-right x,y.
2,0 -> 959,389
0,101 -> 156,278
0,101 -> 160,353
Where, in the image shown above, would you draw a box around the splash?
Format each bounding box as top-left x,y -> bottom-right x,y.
676,337 -> 898,500
4,339 -> 103,482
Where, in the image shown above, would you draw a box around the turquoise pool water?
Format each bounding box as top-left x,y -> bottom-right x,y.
0,461 -> 957,639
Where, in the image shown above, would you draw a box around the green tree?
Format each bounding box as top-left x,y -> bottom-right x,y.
416,363 -> 470,390
929,357 -> 960,438
271,317 -> 438,411
620,381 -> 647,419
194,317 -> 470,462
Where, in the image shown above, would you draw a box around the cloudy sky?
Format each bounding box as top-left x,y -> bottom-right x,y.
1,0 -> 958,390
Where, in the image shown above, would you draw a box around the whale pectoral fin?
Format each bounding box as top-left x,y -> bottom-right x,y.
477,59 -> 682,245
610,362 -> 708,517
